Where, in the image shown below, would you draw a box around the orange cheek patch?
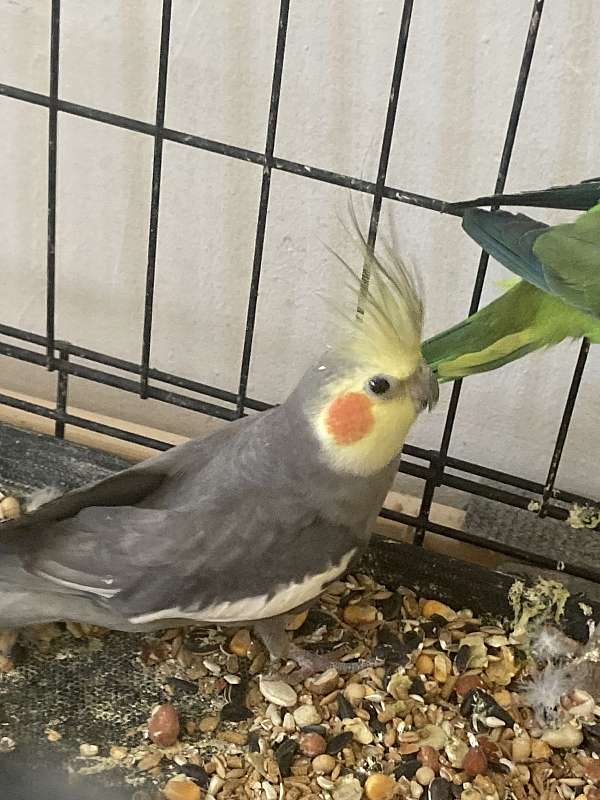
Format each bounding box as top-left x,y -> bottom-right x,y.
326,392 -> 374,445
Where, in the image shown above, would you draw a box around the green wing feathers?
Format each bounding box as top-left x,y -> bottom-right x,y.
428,187 -> 600,381
533,202 -> 600,318
422,281 -> 599,382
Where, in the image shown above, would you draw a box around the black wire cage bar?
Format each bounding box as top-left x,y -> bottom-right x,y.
1,0 -> 598,583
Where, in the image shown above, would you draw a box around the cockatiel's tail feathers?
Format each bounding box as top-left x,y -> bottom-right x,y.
446,178 -> 600,213
462,209 -> 550,292
422,281 -> 598,382
327,225 -> 424,381
25,487 -> 64,513
1,463 -> 168,534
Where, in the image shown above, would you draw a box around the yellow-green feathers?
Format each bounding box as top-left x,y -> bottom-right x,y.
310,228 -> 432,477
423,280 -> 600,382
328,231 -> 424,380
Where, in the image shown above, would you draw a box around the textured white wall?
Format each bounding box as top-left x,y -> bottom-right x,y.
1,1 -> 600,498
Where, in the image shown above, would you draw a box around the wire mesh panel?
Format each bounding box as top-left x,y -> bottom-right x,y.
0,0 -> 598,585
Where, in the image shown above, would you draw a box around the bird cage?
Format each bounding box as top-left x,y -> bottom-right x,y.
0,1 -> 598,798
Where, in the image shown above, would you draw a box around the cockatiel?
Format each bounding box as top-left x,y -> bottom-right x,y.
0,244 -> 437,675
423,179 -> 600,381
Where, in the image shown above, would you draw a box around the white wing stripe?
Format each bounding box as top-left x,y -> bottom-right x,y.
129,549 -> 357,625
35,569 -> 121,599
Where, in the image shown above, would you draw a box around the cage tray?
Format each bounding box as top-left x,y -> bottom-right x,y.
0,423 -> 598,800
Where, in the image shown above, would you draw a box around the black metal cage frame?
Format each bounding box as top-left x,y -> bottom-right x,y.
1,0 -> 598,584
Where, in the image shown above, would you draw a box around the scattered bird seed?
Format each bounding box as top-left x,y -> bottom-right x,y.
326,731 -> 354,755
259,678 -> 298,708
163,777 -> 201,800
275,737 -> 298,777
247,730 -> 261,752
148,703 -> 180,747
374,626 -> 411,665
395,758 -> 420,779
300,724 -> 327,735
460,689 -> 515,728
333,774 -> 363,800
207,775 -> 224,796
454,645 -> 471,674
2,570 -> 596,800
202,659 -> 221,675
343,716 -> 374,744
137,751 -> 163,771
293,703 -> 321,727
79,743 -> 99,757
336,693 -> 357,720
409,676 -> 426,696
166,676 -> 198,694
541,723 -> 584,749
0,737 -> 16,753
299,731 -> 327,757
177,764 -> 210,788
364,772 -> 397,799
404,629 -> 425,649
220,703 -> 253,722
380,593 -> 403,620
428,777 -> 452,800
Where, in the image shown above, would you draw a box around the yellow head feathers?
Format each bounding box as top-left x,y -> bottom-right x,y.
309,223 -> 434,477
328,228 -> 424,378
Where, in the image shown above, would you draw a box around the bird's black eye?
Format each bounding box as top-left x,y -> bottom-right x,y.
368,375 -> 391,395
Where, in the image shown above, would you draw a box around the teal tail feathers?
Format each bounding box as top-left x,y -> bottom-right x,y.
461,209 -> 549,292
445,178 -> 600,213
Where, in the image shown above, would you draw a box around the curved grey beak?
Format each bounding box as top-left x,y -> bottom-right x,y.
409,361 -> 439,412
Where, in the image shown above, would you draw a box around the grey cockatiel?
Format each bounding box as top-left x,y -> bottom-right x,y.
0,244 -> 437,675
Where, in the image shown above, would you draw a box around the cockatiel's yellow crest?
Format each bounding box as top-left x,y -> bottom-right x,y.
347,241 -> 424,378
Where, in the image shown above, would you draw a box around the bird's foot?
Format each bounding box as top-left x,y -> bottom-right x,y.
254,618 -> 383,684
280,644 -> 383,684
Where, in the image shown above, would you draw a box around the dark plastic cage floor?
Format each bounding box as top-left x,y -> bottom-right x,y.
0,422 -> 599,800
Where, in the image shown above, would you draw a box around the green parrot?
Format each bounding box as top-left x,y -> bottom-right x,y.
422,179 -> 600,381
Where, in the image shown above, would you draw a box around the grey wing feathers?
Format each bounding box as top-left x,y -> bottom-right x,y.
1,422 -> 241,533
22,506 -> 199,598
6,467 -> 167,532
0,409 -> 360,629
8,475 -> 356,627
108,511 -> 357,626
